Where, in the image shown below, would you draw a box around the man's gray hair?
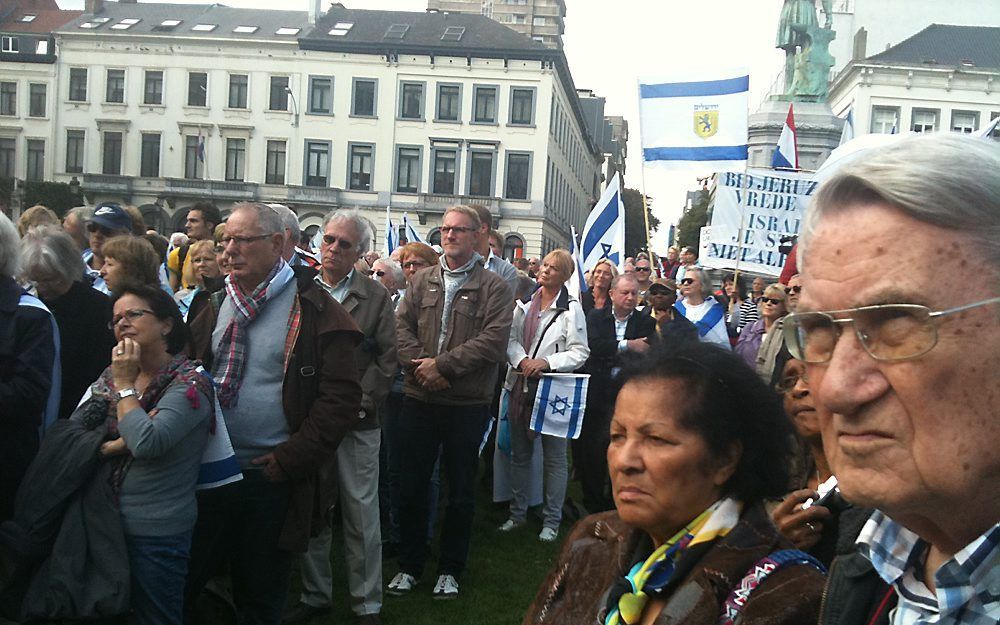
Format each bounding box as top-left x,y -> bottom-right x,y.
684,267 -> 714,299
610,272 -> 639,291
20,226 -> 87,284
64,206 -> 91,223
268,203 -> 301,238
231,202 -> 284,235
321,209 -> 374,255
373,257 -> 404,285
801,133 -> 1000,273
0,211 -> 21,278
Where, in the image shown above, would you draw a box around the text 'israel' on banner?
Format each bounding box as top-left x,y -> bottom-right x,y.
580,172 -> 625,271
639,68 -> 750,173
702,169 -> 817,276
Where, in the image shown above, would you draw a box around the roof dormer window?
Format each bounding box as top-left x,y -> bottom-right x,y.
233,26 -> 259,34
329,22 -> 353,36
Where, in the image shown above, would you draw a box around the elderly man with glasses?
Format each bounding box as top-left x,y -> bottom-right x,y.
785,133 -> 1000,625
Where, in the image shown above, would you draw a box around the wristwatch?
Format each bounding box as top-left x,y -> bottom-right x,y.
117,387 -> 138,400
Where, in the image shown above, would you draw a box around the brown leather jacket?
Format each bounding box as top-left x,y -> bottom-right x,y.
188,266 -> 363,552
396,261 -> 513,405
523,503 -> 825,625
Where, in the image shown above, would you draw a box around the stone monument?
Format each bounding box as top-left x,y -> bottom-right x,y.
747,0 -> 844,170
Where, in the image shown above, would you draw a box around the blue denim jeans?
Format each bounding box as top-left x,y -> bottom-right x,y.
126,530 -> 193,625
397,398 -> 490,578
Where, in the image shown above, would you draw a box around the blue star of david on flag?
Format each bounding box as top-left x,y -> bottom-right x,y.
580,172 -> 625,272
529,374 -> 590,440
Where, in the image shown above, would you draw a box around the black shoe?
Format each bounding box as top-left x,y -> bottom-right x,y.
281,602 -> 329,625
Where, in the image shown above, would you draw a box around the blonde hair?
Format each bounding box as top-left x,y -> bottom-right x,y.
181,239 -> 216,288
17,205 -> 58,237
587,258 -> 619,289
543,249 -> 575,280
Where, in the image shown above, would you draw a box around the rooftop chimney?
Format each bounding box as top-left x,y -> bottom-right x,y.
85,0 -> 105,13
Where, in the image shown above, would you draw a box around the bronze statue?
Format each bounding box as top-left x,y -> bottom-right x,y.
776,0 -> 835,101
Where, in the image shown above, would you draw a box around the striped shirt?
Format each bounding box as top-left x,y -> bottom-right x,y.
857,510 -> 1000,625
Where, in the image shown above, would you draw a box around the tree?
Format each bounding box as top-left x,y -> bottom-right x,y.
23,181 -> 80,217
676,189 -> 710,251
622,187 -> 660,256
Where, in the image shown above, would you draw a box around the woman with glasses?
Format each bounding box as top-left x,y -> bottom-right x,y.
524,342 -> 825,625
397,242 -> 439,288
581,258 -> 617,314
674,267 -> 730,348
735,284 -> 787,372
70,285 -> 211,624
173,240 -> 223,322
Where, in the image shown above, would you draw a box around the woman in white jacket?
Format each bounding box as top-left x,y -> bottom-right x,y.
498,249 -> 590,542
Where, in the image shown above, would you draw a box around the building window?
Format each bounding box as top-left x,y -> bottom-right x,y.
308,76 -> 333,115
305,140 -> 330,187
184,135 -> 203,179
503,234 -> 524,261
1,36 -> 18,53
228,74 -> 248,109
351,78 -> 376,117
140,133 -> 160,177
69,68 -> 87,102
66,130 -> 84,174
0,82 -> 15,116
473,85 -> 498,123
0,138 -> 14,177
188,72 -> 207,106
26,139 -> 44,181
870,106 -> 898,134
399,82 -> 424,119
265,139 -> 286,184
951,110 -> 978,134
28,83 -> 45,117
143,70 -> 163,105
468,150 -> 496,197
504,152 -> 531,199
910,109 -> 938,133
396,146 -> 421,193
105,69 -> 125,103
347,143 -> 374,191
268,76 -> 289,111
436,83 -> 461,122
432,148 -> 458,194
532,16 -> 546,26
102,131 -> 123,175
509,87 -> 535,125
225,138 -> 246,181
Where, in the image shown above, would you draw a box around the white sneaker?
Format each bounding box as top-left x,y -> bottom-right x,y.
498,518 -> 526,532
387,572 -> 417,596
539,527 -> 559,542
432,574 -> 459,600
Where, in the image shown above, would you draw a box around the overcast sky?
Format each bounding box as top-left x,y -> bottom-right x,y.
57,0 -> 787,250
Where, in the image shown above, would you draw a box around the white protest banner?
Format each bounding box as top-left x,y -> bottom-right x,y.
703,168 -> 817,276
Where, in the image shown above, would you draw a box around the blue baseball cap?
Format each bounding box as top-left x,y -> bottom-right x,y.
90,202 -> 132,233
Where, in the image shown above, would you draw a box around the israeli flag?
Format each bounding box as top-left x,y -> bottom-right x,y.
566,225 -> 588,300
978,116 -> 1000,138
383,206 -> 399,255
580,172 -> 625,271
529,374 -> 589,440
402,212 -> 425,244
639,68 -> 749,172
839,108 -> 855,146
195,366 -> 242,490
772,104 -> 799,169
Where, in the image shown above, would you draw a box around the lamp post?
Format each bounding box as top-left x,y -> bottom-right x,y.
285,86 -> 299,128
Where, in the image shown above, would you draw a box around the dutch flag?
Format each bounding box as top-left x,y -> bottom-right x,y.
772,104 -> 798,170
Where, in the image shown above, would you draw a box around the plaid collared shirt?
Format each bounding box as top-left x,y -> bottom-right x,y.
857,510 -> 1000,625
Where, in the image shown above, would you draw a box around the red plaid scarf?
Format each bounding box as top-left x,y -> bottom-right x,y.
213,260 -> 291,407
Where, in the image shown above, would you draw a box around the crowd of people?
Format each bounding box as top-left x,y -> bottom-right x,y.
0,131 -> 998,625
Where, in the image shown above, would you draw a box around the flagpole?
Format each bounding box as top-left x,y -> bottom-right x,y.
636,79 -> 657,275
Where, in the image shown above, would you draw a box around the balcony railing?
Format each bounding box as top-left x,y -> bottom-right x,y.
164,178 -> 258,200
284,185 -> 342,205
82,173 -> 133,194
419,193 -> 497,210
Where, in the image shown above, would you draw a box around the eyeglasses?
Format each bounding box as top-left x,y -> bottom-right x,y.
321,234 -> 354,249
774,370 -> 809,393
680,278 -> 695,285
635,266 -> 651,272
402,260 -> 428,269
375,270 -> 386,277
220,234 -> 272,247
648,287 -> 671,296
783,296 -> 1000,364
109,308 -> 155,329
214,244 -> 226,254
439,226 -> 475,235
785,285 -> 802,295
86,223 -> 118,236
762,297 -> 785,305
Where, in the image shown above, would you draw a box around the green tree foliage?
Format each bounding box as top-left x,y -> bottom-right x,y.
23,181 -> 80,217
676,189 -> 710,250
622,187 -> 660,256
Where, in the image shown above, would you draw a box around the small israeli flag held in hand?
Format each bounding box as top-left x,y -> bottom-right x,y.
529,374 -> 590,440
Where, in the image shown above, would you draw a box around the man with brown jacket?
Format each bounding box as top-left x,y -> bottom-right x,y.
183,203 -> 363,625
387,205 -> 513,600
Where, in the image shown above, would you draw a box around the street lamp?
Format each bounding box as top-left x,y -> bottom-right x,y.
284,86 -> 299,128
